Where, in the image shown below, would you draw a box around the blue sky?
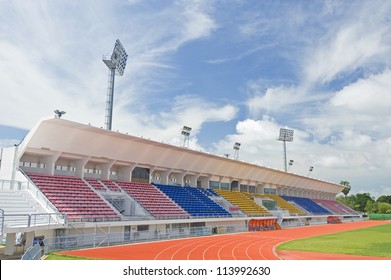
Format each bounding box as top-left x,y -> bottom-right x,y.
1,0 -> 391,198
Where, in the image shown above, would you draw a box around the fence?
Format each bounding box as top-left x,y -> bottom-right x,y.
43,225 -> 248,255
0,212 -> 66,237
21,243 -> 42,260
369,213 -> 391,220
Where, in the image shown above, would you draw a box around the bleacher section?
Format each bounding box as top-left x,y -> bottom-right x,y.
27,174 -> 120,221
85,177 -> 107,191
20,174 -> 352,223
264,194 -> 305,215
101,180 -> 122,192
215,190 -> 271,216
116,181 -> 189,219
312,198 -> 357,215
281,195 -> 332,215
198,188 -> 220,197
0,189 -> 56,227
154,184 -> 231,218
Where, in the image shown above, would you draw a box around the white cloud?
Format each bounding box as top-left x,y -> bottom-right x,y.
0,0 -> 219,133
302,1 -> 391,86
211,115 -> 391,198
114,95 -> 238,145
246,84 -> 311,117
330,70 -> 391,115
304,24 -> 389,85
180,0 -> 216,41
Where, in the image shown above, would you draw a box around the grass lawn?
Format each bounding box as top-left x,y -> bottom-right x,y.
277,224 -> 391,257
44,253 -> 99,260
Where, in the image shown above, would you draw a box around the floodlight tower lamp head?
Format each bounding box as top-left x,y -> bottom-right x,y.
233,142 -> 241,160
111,39 -> 128,76
180,126 -> 192,147
278,128 -> 294,142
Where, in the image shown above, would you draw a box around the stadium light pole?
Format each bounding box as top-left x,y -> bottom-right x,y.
233,142 -> 241,160
181,126 -> 192,148
103,39 -> 128,130
278,128 -> 294,172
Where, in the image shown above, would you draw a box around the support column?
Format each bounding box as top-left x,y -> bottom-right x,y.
160,169 -> 173,185
24,231 -> 35,249
117,163 -> 137,182
101,160 -> 115,180
186,174 -> 198,187
178,171 -> 187,186
74,156 -> 91,178
198,175 -> 212,189
45,152 -> 62,176
4,232 -> 16,255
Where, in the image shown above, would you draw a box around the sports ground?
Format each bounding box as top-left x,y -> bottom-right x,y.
56,220 -> 391,260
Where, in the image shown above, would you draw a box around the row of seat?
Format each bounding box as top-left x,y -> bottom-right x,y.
215,189 -> 271,216
27,173 -> 120,221
264,194 -> 305,215
313,198 -> 357,215
155,184 -> 231,218
116,181 -> 189,218
281,195 -> 332,215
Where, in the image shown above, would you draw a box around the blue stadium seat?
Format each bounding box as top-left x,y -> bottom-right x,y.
281,195 -> 332,215
154,184 -> 231,218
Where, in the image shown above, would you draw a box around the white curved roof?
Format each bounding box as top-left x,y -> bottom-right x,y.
18,117 -> 344,194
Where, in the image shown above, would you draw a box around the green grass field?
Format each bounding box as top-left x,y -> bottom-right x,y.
44,254 -> 97,260
277,224 -> 391,257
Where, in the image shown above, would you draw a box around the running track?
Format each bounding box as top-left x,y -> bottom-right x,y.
58,220 -> 391,260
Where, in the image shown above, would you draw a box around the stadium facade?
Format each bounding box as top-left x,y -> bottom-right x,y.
0,117 -> 358,257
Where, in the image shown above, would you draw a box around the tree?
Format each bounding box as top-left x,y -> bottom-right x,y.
365,200 -> 378,214
377,202 -> 391,214
337,195 -> 356,210
354,193 -> 375,212
340,181 -> 351,197
377,195 -> 391,204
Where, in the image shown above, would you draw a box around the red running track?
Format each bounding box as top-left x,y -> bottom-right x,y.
58,220 -> 391,260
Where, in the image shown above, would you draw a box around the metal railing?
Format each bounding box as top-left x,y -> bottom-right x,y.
0,209 -> 3,236
0,179 -> 22,190
0,211 -> 66,232
21,243 -> 42,260
43,225 -> 248,255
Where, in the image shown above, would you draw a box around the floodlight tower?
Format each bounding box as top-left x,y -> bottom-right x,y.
181,126 -> 192,148
278,128 -> 294,172
103,39 -> 128,130
233,142 -> 241,160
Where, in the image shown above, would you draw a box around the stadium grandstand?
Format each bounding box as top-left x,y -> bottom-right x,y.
0,117 -> 359,258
